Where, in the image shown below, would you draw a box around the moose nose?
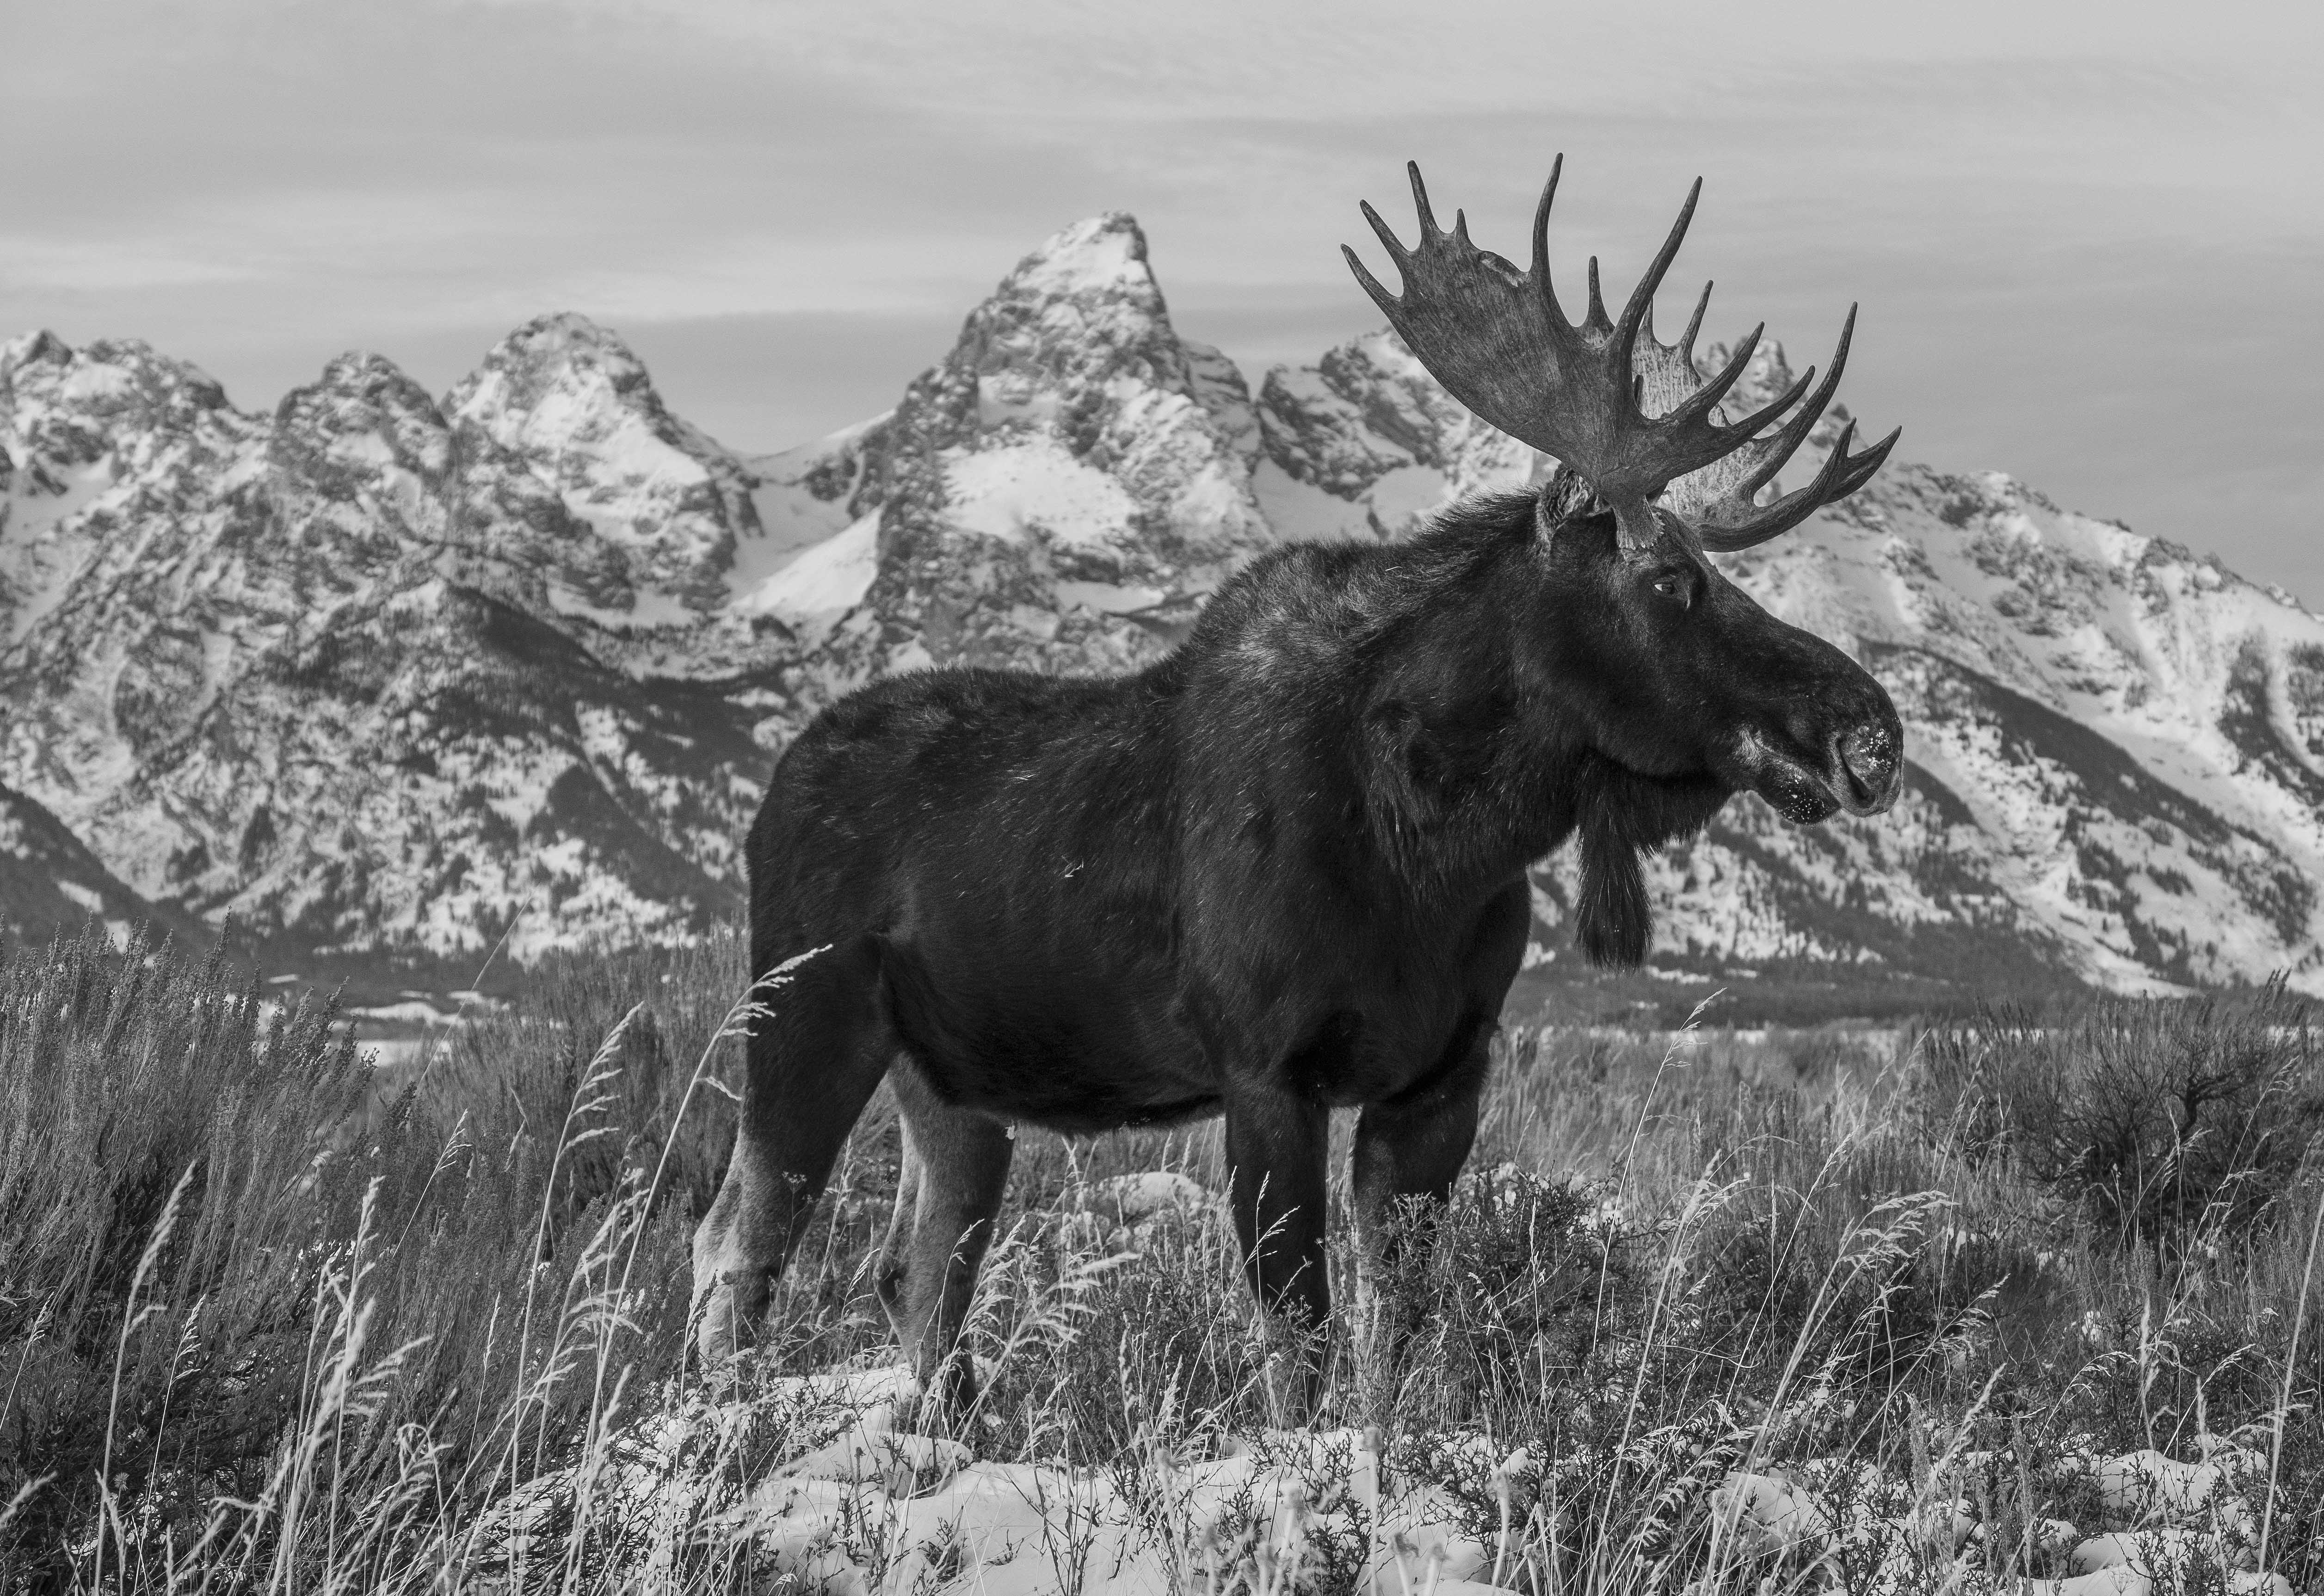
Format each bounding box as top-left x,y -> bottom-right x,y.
1831,724 -> 1902,815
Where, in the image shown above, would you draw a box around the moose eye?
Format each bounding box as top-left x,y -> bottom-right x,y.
1650,571 -> 1691,606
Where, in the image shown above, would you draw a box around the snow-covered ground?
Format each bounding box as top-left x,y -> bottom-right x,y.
478,1271 -> 2297,1595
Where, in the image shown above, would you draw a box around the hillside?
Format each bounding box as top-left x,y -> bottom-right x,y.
0,780 -> 208,953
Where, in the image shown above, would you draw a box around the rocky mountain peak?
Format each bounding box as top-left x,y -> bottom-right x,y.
445,313 -> 759,619
1259,330 -> 1496,493
2,332 -> 237,484
274,351 -> 455,493
845,212 -> 1196,484
765,210 -> 1277,683
1006,211 -> 1153,294
457,311 -> 660,410
1250,328 -> 1537,541
964,212 -> 1192,403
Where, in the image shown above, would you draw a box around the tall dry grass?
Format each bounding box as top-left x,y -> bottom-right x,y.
0,927 -> 780,1588
0,928 -> 2318,1591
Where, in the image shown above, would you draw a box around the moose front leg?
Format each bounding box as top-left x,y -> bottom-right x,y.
1349,1015 -> 1492,1385
693,934 -> 893,1366
1222,1079 -> 1331,1423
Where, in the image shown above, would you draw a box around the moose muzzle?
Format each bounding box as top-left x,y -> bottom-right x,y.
1830,722 -> 1903,816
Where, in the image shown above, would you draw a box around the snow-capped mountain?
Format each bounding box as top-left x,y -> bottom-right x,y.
740,214 -> 1290,689
1639,458 -> 2324,997
0,327 -> 759,973
5,211 -> 2320,1006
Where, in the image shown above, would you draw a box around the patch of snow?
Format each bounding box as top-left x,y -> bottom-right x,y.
59,363 -> 134,402
0,457 -> 115,645
737,416 -> 885,598
1077,1170 -> 1216,1226
943,440 -> 1138,549
1007,214 -> 1149,301
488,1385 -> 1503,1596
483,1363 -> 2294,1596
1053,580 -> 1165,615
733,509 -> 881,643
344,1000 -> 462,1026
326,429 -> 396,467
56,879 -> 103,914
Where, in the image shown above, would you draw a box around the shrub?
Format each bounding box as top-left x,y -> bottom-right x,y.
1914,980 -> 2324,1248
1358,1164 -> 1634,1427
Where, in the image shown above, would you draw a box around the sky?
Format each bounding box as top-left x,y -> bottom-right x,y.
6,0 -> 2322,597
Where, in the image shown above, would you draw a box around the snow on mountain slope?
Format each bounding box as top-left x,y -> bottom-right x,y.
4,212 -> 2320,1002
0,330 -> 757,969
734,508 -> 881,646
446,313 -> 761,621
1251,328 -> 1539,539
777,212 -> 1337,702
741,414 -> 889,601
1699,463 -> 2324,991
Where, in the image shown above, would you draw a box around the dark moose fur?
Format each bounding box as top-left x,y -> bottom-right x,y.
693,475 -> 1903,1412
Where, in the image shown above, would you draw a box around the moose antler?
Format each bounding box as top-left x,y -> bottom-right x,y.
1343,159 -> 1899,552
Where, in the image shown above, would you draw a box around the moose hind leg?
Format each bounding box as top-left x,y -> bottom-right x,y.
878,1062 -> 1013,1425
693,934 -> 893,1366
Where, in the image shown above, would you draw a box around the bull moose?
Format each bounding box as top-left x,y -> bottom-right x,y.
692,158 -> 1906,1415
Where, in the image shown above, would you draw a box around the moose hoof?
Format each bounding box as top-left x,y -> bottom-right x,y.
692,1271 -> 770,1367
912,1354 -> 980,1435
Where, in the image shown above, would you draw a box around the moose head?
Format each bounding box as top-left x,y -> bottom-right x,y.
1344,159 -> 1906,962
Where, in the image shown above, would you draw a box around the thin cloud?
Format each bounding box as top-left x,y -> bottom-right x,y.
4,0 -> 2320,598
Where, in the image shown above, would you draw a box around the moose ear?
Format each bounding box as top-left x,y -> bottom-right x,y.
1536,465 -> 1599,529
1534,465 -> 1623,551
